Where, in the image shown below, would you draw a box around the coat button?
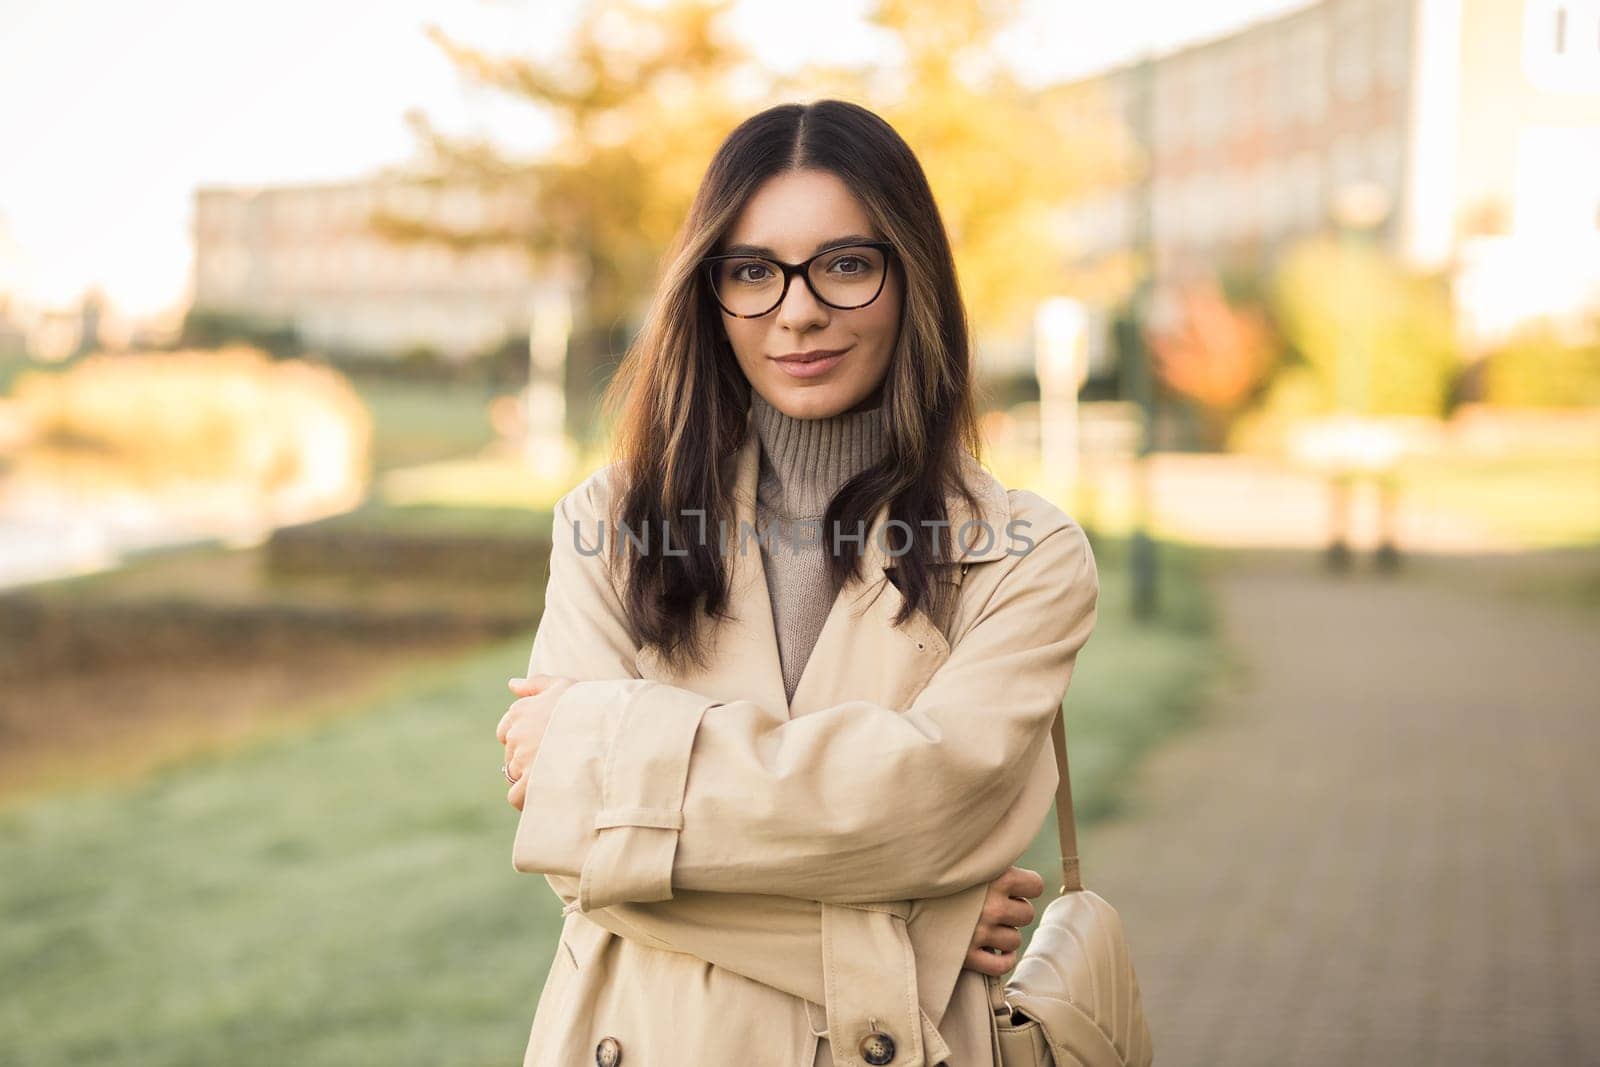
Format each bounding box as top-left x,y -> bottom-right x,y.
594,1036 -> 622,1066
859,1030 -> 896,1064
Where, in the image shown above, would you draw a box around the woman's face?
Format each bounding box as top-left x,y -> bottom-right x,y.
714,168 -> 901,419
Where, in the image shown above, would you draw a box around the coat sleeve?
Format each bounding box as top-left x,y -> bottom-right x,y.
511,475 -> 1099,913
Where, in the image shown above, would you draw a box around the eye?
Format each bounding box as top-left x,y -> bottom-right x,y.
730,260 -> 774,284
827,255 -> 869,275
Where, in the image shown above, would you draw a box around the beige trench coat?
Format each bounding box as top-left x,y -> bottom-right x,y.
511,403 -> 1100,1067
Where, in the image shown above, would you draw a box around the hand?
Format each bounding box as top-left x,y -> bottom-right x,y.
498,674 -> 577,812
962,865 -> 1045,977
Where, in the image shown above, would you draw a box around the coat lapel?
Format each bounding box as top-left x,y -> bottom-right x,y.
642,403 -> 1013,721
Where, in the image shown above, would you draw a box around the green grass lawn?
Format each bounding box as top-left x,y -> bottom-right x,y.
0,536 -> 1218,1065
351,377 -> 503,473
1009,535 -> 1223,932
1392,452 -> 1600,547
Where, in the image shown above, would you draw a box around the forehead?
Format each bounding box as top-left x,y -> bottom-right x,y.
722,169 -> 877,258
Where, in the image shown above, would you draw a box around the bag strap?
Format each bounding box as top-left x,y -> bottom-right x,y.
960,559 -> 1082,895
1050,711 -> 1083,893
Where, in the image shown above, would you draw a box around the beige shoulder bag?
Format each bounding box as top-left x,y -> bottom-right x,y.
985,712 -> 1155,1066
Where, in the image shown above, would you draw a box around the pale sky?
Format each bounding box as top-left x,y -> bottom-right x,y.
0,0 -> 1309,324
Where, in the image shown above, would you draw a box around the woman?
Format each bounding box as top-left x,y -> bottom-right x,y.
496,99 -> 1100,1067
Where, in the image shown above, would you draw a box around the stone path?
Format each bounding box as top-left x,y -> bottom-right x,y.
1077,548 -> 1600,1066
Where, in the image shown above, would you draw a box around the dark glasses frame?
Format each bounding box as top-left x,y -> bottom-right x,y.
699,240 -> 898,318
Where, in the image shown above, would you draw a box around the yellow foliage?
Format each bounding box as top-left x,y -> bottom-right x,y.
1270,235 -> 1458,417
12,346 -> 372,497
1481,323 -> 1600,408
861,0 -> 1138,330
420,0 -> 1132,342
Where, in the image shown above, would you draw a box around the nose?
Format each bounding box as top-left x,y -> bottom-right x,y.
773,271 -> 830,332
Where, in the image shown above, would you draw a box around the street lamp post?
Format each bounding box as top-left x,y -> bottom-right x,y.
1128,52 -> 1159,621
1035,296 -> 1088,503
525,284 -> 577,481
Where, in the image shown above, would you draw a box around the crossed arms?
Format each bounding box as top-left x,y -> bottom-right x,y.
509,477 -> 1099,993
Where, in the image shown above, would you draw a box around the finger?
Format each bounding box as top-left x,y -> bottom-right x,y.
507,741 -> 537,784
508,773 -> 528,811
496,707 -> 514,744
1000,865 -> 1042,897
511,720 -> 545,771
966,947 -> 1016,977
990,896 -> 1034,928
964,947 -> 1000,976
979,925 -> 1023,954
966,921 -> 1017,953
983,891 -> 1033,926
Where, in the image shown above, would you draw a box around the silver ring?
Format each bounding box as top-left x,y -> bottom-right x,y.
502,761 -> 519,785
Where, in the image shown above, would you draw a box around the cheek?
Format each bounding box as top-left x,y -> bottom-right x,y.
722,318 -> 763,362
863,291 -> 903,351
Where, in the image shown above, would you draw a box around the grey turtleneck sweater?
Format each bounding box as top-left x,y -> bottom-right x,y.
749,389 -> 890,706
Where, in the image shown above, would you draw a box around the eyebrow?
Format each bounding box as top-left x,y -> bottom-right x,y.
718,233 -> 879,259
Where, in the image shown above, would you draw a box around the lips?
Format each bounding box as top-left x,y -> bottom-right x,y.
770,347 -> 849,379
772,349 -> 847,363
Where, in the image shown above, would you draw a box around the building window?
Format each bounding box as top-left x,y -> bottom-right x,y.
1161,63 -> 1191,152
1152,176 -> 1175,242
1330,131 -> 1362,190
1369,125 -> 1403,188
1333,0 -> 1371,100
1293,152 -> 1324,229
1523,0 -> 1600,91
1379,2 -> 1411,89
1288,20 -> 1328,122
1263,159 -> 1288,234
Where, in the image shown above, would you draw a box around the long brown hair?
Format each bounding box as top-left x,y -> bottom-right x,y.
597,98 -> 987,674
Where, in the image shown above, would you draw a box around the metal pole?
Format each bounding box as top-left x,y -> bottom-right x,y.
1129,53 -> 1159,622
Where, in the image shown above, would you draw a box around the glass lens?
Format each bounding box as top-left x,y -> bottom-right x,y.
808,245 -> 886,309
708,256 -> 784,316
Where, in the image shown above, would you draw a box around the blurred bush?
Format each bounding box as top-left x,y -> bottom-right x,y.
1146,276 -> 1281,450
11,345 -> 371,511
178,307 -> 304,359
1480,323 -> 1600,408
1270,235 -> 1459,418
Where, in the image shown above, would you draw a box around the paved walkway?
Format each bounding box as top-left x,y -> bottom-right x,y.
1078,549 -> 1600,1066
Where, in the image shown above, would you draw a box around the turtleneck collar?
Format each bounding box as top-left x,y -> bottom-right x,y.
749,389 -> 890,519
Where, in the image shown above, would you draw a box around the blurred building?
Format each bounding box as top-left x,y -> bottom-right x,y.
10,295 -> 102,364
192,174 -> 553,361
0,297 -> 27,362
1062,0 -> 1600,352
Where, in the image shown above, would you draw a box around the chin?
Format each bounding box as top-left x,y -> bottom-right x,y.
770,383 -> 859,418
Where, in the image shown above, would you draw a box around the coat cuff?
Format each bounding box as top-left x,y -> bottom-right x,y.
820,901 -> 953,1067
511,678 -> 717,912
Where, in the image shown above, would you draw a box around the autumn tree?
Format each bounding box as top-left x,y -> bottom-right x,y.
395,0 -> 1129,440
1270,235 -> 1458,417
803,0 -> 1137,336
394,0 -> 759,441
1145,275 -> 1278,449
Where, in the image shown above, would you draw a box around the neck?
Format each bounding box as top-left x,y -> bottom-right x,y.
749,390 -> 890,519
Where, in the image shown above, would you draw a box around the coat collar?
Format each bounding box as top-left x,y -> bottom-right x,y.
682,399 -> 1012,719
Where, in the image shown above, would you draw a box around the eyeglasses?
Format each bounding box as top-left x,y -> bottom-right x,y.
700,240 -> 897,318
